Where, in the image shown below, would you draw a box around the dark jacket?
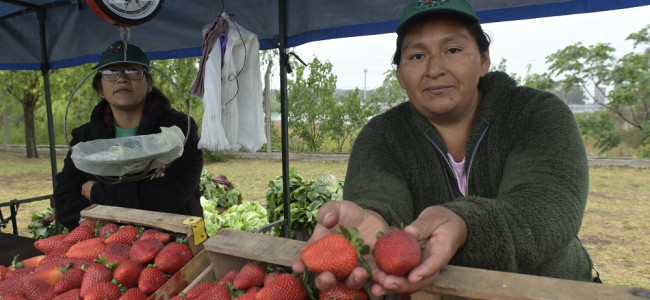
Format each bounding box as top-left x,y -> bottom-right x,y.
344,72 -> 593,281
55,91 -> 204,230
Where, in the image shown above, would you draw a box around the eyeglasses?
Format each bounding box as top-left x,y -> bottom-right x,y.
100,67 -> 146,81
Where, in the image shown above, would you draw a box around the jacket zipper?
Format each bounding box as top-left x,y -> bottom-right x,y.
465,125 -> 489,192
424,124 -> 488,199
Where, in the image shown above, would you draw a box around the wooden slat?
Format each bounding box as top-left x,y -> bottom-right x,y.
204,229 -> 650,300
414,265 -> 649,300
80,204 -> 194,235
148,249 -> 211,300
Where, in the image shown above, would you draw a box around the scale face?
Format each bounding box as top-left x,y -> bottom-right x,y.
87,0 -> 165,26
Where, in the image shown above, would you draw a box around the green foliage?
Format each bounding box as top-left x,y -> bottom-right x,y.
546,24 -> 650,156
150,58 -> 203,122
27,207 -> 65,239
265,168 -> 343,239
199,169 -> 242,208
201,201 -> 269,236
285,57 -> 338,152
366,69 -> 407,112
203,151 -> 231,163
322,88 -> 377,152
576,112 -> 621,153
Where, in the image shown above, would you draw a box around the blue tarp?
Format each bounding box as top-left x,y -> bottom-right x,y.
1,0 -> 649,71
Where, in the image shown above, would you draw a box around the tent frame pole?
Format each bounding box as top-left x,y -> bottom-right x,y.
278,0 -> 291,238
37,7 -> 60,232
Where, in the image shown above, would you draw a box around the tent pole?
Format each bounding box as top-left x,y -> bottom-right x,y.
278,0 -> 291,238
37,8 -> 58,214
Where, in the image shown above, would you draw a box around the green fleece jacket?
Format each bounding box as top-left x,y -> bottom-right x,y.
344,71 -> 593,281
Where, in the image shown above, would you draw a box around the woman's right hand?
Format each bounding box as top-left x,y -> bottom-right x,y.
291,200 -> 388,292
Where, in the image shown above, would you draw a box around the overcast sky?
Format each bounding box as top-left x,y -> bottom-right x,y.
285,4 -> 650,90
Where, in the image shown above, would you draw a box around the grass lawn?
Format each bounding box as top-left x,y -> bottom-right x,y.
0,150 -> 648,290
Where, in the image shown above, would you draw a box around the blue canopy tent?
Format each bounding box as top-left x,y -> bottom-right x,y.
1,0 -> 649,233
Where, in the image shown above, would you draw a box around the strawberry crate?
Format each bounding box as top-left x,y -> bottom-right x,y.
79,204 -> 211,299
199,228 -> 649,300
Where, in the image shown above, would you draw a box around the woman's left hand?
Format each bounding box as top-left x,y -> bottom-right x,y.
369,206 -> 468,295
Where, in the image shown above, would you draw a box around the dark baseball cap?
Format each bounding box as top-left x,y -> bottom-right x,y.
92,41 -> 150,70
396,0 -> 479,34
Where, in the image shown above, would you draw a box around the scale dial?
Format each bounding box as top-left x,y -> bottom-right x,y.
87,0 -> 164,26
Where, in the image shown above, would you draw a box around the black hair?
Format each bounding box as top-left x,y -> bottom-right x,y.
392,16 -> 491,67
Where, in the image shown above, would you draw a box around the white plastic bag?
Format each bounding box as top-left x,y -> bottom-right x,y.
71,126 -> 185,176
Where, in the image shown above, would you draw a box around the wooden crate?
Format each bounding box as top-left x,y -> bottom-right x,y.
80,204 -> 212,299
203,228 -> 650,300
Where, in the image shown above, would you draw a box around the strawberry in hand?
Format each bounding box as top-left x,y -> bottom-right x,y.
373,227 -> 421,276
300,225 -> 369,279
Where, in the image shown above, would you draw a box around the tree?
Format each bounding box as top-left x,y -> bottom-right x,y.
322,88 -> 378,152
261,49 -> 280,152
49,64 -> 98,146
0,70 -> 43,158
285,57 -> 337,152
151,57 -> 203,122
366,69 -> 407,112
545,25 -> 650,156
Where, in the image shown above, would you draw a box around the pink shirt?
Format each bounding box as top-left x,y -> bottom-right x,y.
447,153 -> 467,196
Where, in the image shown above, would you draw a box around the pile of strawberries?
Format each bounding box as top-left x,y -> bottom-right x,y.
0,221 -> 195,300
174,262 -> 307,300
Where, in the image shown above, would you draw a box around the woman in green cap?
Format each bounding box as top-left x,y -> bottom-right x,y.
54,41 -> 204,230
292,0 -> 595,297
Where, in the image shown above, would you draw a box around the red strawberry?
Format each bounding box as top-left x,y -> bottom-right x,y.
113,259 -> 144,288
0,293 -> 29,300
100,243 -> 132,264
0,274 -> 25,295
194,283 -> 231,300
84,281 -> 121,300
64,223 -> 96,243
232,263 -> 265,290
139,229 -> 171,244
301,230 -> 363,279
255,273 -> 306,300
0,264 -> 8,280
66,237 -> 106,260
98,222 -> 120,238
79,263 -> 113,297
154,241 -> 193,274
119,287 -> 148,300
185,281 -> 214,298
373,228 -> 421,276
54,266 -> 84,294
169,296 -> 188,300
5,266 -> 36,280
137,266 -> 167,294
24,264 -> 65,286
33,233 -> 69,254
130,237 -> 164,265
22,278 -> 55,300
237,286 -> 261,300
105,225 -> 140,245
41,242 -> 74,264
52,288 -> 81,300
263,270 -> 283,286
10,254 -> 45,270
319,280 -> 369,300
217,269 -> 239,286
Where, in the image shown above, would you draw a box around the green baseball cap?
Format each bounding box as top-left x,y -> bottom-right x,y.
92,41 -> 150,70
396,0 -> 479,34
